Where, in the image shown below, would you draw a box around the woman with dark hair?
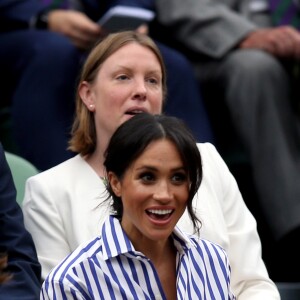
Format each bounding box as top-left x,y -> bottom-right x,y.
41,113 -> 235,299
104,113 -> 202,232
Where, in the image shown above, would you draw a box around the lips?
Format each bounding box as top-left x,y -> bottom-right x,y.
125,108 -> 146,115
146,209 -> 174,221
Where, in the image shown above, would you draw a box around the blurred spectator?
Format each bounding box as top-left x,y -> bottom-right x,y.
151,0 -> 300,282
0,0 -> 214,171
0,141 -> 41,299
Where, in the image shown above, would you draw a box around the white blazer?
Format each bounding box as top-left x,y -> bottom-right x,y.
23,142 -> 280,299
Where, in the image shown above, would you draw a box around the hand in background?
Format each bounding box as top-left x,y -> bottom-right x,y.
136,24 -> 149,35
0,254 -> 12,284
47,10 -> 102,49
239,26 -> 300,59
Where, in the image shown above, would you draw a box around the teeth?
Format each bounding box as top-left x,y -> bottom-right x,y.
147,209 -> 172,215
128,110 -> 143,114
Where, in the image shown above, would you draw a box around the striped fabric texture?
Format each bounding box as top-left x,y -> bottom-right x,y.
41,216 -> 236,300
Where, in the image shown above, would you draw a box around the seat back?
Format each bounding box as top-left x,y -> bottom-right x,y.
5,152 -> 39,206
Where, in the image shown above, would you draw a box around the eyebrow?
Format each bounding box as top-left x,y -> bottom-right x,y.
113,65 -> 162,75
136,165 -> 186,172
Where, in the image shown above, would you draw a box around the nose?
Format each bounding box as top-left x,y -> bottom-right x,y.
132,78 -> 147,101
153,181 -> 173,203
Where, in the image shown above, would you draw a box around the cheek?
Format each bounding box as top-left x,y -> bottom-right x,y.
149,94 -> 163,113
99,86 -> 128,106
104,92 -> 123,108
128,185 -> 149,199
177,186 -> 190,205
123,185 -> 151,207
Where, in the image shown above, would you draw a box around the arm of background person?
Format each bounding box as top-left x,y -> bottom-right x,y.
0,143 -> 41,299
154,0 -> 257,58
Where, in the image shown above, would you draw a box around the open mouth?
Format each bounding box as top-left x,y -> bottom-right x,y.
125,109 -> 145,116
146,209 -> 174,221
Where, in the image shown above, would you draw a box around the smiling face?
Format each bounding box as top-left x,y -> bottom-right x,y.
108,139 -> 190,246
80,42 -> 163,144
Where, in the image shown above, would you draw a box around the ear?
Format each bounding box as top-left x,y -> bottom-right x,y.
108,172 -> 122,197
79,81 -> 95,112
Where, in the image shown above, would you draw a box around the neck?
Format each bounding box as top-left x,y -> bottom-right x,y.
84,144 -> 107,178
85,129 -> 112,177
134,236 -> 175,266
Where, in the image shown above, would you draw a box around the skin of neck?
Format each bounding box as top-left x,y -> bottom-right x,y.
130,233 -> 176,266
84,129 -> 110,178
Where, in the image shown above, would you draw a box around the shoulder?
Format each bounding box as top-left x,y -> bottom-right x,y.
31,155 -> 85,179
26,155 -> 93,189
197,142 -> 226,166
196,142 -> 234,185
193,236 -> 226,255
189,235 -> 229,268
182,232 -> 231,280
23,154 -> 99,208
174,226 -> 227,260
23,153 -> 103,207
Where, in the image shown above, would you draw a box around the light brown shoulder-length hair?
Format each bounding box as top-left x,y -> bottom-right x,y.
68,31 -> 167,156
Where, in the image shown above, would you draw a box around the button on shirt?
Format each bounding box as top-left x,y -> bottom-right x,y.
41,216 -> 236,300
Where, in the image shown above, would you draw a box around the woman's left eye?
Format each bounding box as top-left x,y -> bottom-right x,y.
172,173 -> 187,183
147,78 -> 158,85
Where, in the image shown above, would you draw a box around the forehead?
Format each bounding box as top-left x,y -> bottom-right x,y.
133,139 -> 183,166
101,43 -> 162,70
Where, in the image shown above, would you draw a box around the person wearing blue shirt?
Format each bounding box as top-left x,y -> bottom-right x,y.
41,113 -> 235,300
0,142 -> 41,299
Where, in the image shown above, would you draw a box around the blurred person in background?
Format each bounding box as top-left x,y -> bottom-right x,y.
0,142 -> 41,299
0,0 -> 214,171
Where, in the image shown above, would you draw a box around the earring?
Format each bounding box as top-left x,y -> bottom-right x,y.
89,104 -> 94,110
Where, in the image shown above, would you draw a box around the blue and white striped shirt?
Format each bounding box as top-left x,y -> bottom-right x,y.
41,216 -> 236,300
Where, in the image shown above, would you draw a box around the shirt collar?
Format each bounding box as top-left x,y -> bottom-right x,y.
101,216 -> 197,260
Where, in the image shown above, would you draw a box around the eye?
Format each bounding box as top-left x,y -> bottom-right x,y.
171,172 -> 187,184
146,77 -> 159,85
139,172 -> 155,183
116,74 -> 130,81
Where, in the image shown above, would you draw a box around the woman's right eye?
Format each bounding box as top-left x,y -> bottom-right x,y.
116,74 -> 129,81
140,172 -> 155,182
